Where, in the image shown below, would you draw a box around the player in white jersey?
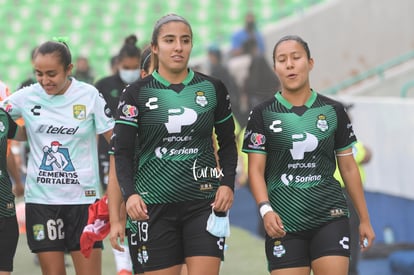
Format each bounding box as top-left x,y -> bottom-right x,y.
1,40 -> 114,275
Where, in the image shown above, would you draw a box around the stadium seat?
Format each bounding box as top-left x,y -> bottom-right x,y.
0,0 -> 328,88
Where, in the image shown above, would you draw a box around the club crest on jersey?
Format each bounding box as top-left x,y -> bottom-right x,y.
195,91 -> 208,107
73,104 -> 86,120
273,240 -> 286,258
0,121 -> 5,132
33,224 -> 45,241
316,114 -> 328,132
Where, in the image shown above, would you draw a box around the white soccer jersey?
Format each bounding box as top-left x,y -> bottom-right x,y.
1,78 -> 114,204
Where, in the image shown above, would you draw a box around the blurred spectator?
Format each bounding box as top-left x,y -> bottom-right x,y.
74,56 -> 94,84
243,39 -> 281,111
17,46 -> 38,89
95,34 -> 142,275
207,45 -> 241,121
230,12 -> 265,57
228,38 -> 280,126
110,55 -> 119,75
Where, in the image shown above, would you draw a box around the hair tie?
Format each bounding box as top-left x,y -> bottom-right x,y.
52,36 -> 69,44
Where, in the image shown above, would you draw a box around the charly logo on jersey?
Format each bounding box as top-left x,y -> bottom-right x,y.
316,114 -> 328,132
31,105 -> 41,116
73,104 -> 86,120
269,120 -> 282,133
339,236 -> 350,250
145,97 -> 158,110
195,91 -> 208,107
0,121 -> 4,132
38,141 -> 80,185
165,107 -> 197,133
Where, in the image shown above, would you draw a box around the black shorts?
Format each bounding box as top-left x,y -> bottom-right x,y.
266,217 -> 351,271
0,215 -> 19,272
129,199 -> 225,272
26,203 -> 103,253
127,226 -> 144,275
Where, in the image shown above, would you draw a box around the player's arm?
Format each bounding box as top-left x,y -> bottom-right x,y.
337,149 -> 375,249
108,153 -> 127,251
248,152 -> 285,239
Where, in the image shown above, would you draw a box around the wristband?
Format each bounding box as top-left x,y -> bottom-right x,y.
259,202 -> 273,218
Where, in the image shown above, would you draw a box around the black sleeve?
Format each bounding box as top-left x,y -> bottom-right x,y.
2,109 -> 18,139
335,103 -> 357,150
213,80 -> 238,191
113,123 -> 137,201
215,117 -> 238,191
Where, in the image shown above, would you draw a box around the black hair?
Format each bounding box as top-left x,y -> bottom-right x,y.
140,46 -> 152,74
272,35 -> 311,65
118,34 -> 141,61
151,14 -> 192,46
35,41 -> 72,69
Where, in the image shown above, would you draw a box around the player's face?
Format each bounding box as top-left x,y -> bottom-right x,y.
119,56 -> 140,70
273,40 -> 314,93
34,53 -> 73,95
152,21 -> 192,81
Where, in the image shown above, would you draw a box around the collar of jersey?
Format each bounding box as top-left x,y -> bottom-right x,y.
152,68 -> 194,87
275,89 -> 317,109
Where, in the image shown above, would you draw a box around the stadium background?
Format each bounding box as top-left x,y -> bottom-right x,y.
3,0 -> 414,274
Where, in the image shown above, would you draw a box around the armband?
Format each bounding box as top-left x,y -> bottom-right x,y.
336,152 -> 353,157
258,201 -> 273,218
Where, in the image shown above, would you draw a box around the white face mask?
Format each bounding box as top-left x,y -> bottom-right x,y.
119,68 -> 140,84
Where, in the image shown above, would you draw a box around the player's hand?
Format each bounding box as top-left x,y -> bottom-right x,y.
12,181 -> 25,197
359,220 -> 376,251
109,220 -> 126,252
125,194 -> 149,221
263,211 -> 286,239
211,185 -> 234,212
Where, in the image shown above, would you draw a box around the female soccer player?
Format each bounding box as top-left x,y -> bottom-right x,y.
1,40 -> 114,275
113,14 -> 238,275
242,35 -> 375,275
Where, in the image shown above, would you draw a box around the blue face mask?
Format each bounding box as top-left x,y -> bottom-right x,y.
206,208 -> 230,237
119,68 -> 140,84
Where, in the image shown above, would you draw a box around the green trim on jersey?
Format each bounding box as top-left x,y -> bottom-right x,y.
0,110 -> 16,217
117,70 -> 233,204
243,91 -> 356,232
215,113 -> 233,125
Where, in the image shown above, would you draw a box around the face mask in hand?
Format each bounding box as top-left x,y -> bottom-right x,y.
206,208 -> 230,237
119,68 -> 140,84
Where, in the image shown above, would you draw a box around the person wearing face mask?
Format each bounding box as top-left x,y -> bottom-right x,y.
94,34 -> 141,275
95,34 -> 142,192
229,12 -> 265,57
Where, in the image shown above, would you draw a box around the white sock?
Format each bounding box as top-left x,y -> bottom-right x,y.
112,245 -> 133,272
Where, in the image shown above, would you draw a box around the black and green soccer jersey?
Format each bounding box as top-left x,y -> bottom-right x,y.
0,108 -> 18,218
242,90 -> 356,232
114,69 -> 237,204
